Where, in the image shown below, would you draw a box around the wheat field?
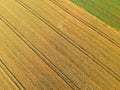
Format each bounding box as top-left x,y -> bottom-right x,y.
0,0 -> 120,90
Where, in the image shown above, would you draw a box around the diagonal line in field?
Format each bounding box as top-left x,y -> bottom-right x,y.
15,0 -> 120,83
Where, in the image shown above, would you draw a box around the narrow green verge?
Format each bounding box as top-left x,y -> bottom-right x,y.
71,0 -> 120,30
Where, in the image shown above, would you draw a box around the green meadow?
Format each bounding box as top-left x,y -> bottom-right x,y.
71,0 -> 120,30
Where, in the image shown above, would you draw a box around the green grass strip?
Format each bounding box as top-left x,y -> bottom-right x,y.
71,0 -> 120,30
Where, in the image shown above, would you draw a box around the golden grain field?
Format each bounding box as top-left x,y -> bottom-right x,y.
0,0 -> 120,90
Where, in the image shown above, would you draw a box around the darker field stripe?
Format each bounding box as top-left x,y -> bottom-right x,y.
50,0 -> 120,48
15,0 -> 120,83
1,17 -> 79,90
0,59 -> 25,90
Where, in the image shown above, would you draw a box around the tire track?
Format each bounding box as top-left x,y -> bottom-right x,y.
14,0 -> 120,83
1,17 -> 80,90
50,0 -> 120,48
2,40 -> 46,90
0,59 -> 25,90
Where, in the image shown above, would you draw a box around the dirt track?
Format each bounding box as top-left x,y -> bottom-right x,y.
0,0 -> 120,89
